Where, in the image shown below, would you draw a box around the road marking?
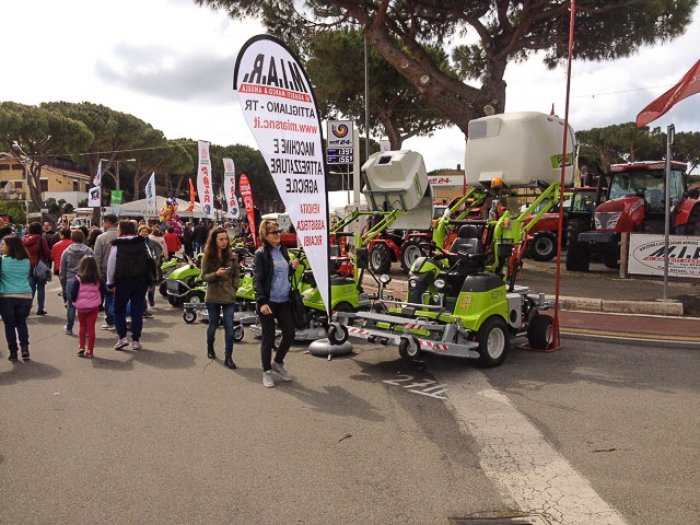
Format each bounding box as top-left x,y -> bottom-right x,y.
562,327 -> 700,345
383,373 -> 448,400
437,370 -> 628,525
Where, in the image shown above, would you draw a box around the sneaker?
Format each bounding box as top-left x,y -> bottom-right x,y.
36,310 -> 47,316
85,351 -> 94,359
77,349 -> 86,356
271,362 -> 293,382
64,325 -> 73,336
101,323 -> 116,331
262,370 -> 275,388
114,338 -> 129,350
132,340 -> 142,351
142,311 -> 153,318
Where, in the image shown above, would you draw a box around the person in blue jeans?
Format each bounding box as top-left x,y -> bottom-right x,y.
59,230 -> 93,335
22,221 -> 50,315
0,235 -> 34,361
200,227 -> 240,369
94,214 -> 119,329
106,221 -> 157,351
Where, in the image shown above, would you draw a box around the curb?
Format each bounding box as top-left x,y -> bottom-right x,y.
548,295 -> 684,316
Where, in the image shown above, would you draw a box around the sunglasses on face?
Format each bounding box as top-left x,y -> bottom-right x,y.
268,230 -> 281,235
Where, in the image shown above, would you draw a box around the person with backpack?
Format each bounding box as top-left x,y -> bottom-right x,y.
70,256 -> 103,358
59,230 -> 94,336
22,222 -> 51,316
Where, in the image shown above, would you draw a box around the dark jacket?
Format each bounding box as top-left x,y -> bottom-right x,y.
108,236 -> 156,285
253,243 -> 291,311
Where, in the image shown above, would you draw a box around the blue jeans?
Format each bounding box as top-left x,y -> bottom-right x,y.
29,272 -> 46,312
0,297 -> 32,354
102,277 -> 114,325
64,286 -> 76,331
206,303 -> 235,356
114,280 -> 147,340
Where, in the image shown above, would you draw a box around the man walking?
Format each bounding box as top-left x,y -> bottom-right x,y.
93,214 -> 119,330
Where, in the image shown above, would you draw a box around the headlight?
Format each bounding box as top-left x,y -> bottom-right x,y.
434,278 -> 446,290
379,273 -> 392,285
409,278 -> 418,289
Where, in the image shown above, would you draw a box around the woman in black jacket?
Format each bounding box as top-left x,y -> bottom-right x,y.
253,220 -> 299,388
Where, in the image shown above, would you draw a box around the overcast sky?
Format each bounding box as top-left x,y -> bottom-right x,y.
2,0 -> 698,172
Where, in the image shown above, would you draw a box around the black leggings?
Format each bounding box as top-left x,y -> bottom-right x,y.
259,301 -> 295,371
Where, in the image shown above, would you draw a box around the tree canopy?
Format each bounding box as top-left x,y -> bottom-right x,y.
196,0 -> 697,134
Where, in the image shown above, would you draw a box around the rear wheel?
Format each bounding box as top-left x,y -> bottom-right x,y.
529,232 -> 557,261
477,316 -> 509,368
233,325 -> 244,342
159,281 -> 168,297
369,243 -> 392,274
398,337 -> 420,360
687,206 -> 700,236
603,253 -> 620,269
566,242 -> 590,272
527,314 -> 553,350
400,240 -> 424,272
188,292 -> 204,305
168,296 -> 182,307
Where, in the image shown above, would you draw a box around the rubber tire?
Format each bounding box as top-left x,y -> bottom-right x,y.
477,316 -> 509,368
529,232 -> 557,261
159,280 -> 168,298
333,302 -> 354,313
233,325 -> 244,342
688,207 -> 700,236
604,254 -> 620,269
182,311 -> 197,324
400,240 -> 424,272
327,324 -> 349,345
527,314 -> 553,350
188,292 -> 204,305
168,296 -> 182,307
369,243 -> 392,274
566,242 -> 590,272
398,337 -> 419,360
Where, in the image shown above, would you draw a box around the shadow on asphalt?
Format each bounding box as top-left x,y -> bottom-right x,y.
0,360 -> 62,385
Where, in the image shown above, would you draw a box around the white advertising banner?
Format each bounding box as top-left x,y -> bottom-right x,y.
145,172 -> 157,216
88,186 -> 101,207
222,157 -> 240,220
196,140 -> 215,219
234,35 -> 331,314
628,233 -> 700,278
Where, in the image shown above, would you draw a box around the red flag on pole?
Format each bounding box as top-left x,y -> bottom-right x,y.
636,59 -> 700,128
239,173 -> 257,246
185,178 -> 196,212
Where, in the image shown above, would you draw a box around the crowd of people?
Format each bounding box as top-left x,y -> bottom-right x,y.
0,215 -> 297,387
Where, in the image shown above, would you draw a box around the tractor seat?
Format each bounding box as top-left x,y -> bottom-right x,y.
447,225 -> 483,267
330,275 -> 355,286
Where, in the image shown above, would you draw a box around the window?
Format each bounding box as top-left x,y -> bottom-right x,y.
0,165 -> 10,171
73,181 -> 79,191
40,179 -> 49,192
14,181 -> 23,189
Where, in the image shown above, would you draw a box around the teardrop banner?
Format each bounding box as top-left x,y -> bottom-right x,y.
234,34 -> 331,315
223,157 -> 240,220
239,173 -> 257,247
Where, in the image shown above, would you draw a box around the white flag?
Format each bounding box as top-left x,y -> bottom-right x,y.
223,158 -> 240,220
92,162 -> 103,187
145,172 -> 156,215
234,35 -> 331,314
196,140 -> 215,219
88,186 -> 101,207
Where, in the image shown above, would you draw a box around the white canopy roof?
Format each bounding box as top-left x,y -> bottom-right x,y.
111,196 -> 208,218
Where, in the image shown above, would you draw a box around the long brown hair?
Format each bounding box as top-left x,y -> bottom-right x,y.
3,235 -> 29,259
77,255 -> 100,284
203,227 -> 232,268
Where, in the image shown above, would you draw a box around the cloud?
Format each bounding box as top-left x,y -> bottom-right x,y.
95,43 -> 237,104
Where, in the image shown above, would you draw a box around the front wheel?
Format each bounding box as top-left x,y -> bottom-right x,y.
182,310 -> 197,324
159,281 -> 168,297
233,325 -> 244,342
477,316 -> 509,368
188,292 -> 204,305
399,240 -> 424,272
398,337 -> 420,360
168,296 -> 182,307
529,232 -> 557,261
369,243 -> 392,274
527,314 -> 553,350
327,323 -> 349,345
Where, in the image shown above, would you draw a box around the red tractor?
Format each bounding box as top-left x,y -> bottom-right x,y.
567,160 -> 700,271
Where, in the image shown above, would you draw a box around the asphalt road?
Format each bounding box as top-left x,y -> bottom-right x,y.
1,288 -> 698,524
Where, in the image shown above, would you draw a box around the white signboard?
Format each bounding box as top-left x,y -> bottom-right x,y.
327,120 -> 353,149
428,174 -> 465,187
222,158 -> 240,220
628,233 -> 700,278
234,35 -> 331,314
88,186 -> 101,207
145,172 -> 156,216
196,140 -> 215,219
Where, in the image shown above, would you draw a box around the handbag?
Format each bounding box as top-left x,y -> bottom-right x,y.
289,271 -> 307,329
33,239 -> 52,282
33,259 -> 52,283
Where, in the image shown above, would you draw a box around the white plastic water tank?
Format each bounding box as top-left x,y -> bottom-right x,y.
465,112 -> 576,187
361,150 -> 428,211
